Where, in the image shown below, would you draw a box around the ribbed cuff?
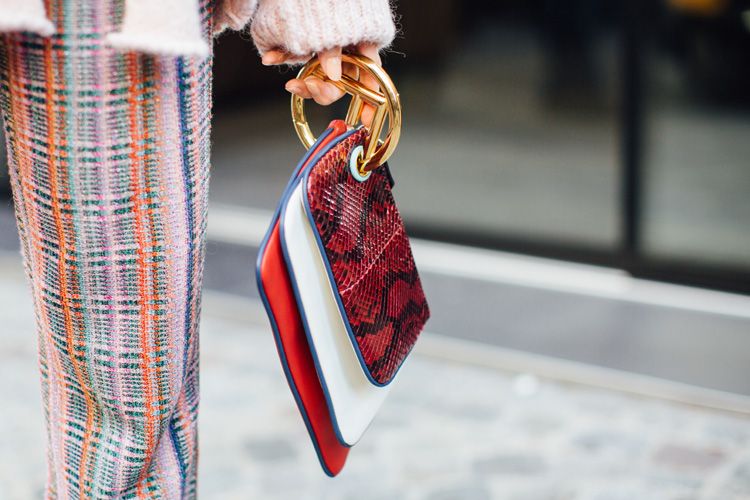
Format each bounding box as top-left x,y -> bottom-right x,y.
0,0 -> 54,36
250,0 -> 395,63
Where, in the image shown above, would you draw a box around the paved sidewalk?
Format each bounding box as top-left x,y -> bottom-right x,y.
1,254 -> 749,500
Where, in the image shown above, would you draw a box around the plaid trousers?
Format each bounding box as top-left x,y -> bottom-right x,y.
0,0 -> 213,497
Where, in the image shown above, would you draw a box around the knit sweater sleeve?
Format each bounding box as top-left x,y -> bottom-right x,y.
215,0 -> 396,63
214,0 -> 260,33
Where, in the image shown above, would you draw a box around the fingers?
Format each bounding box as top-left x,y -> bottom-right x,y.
285,47 -> 346,105
361,102 -> 375,128
357,43 -> 382,68
284,79 -> 312,99
318,47 -> 342,81
286,77 -> 345,105
282,44 -> 385,121
304,77 -> 345,105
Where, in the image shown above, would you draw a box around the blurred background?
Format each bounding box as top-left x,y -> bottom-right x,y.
2,0 -> 750,498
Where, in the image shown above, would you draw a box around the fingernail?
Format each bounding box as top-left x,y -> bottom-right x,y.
285,82 -> 303,95
322,56 -> 341,81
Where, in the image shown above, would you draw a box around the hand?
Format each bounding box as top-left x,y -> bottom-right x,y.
261,43 -> 382,127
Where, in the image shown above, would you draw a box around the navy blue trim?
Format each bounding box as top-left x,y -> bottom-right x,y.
255,127 -> 358,475
299,147 -> 406,388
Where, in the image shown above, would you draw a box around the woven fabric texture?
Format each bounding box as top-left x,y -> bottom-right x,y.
0,0 -> 213,497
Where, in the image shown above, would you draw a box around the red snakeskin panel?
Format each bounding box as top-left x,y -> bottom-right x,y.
305,129 -> 430,385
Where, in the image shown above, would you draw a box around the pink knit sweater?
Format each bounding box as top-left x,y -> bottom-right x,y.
218,0 -> 396,62
0,0 -> 396,60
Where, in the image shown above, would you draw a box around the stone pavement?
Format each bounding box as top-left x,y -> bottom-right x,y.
1,254 -> 749,500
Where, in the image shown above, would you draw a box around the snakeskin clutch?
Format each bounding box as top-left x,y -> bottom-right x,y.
305,129 -> 430,386
257,121 -> 429,476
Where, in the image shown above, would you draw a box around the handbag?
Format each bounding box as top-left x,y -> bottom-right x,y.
256,55 -> 430,476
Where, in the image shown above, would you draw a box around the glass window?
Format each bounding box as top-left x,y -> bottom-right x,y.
642,0 -> 750,269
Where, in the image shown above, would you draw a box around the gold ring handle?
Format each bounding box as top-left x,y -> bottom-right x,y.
291,53 -> 402,172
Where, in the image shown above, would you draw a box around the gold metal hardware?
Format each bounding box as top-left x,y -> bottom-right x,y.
291,53 -> 402,172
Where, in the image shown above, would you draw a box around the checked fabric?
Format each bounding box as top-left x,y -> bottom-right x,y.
0,0 -> 214,497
